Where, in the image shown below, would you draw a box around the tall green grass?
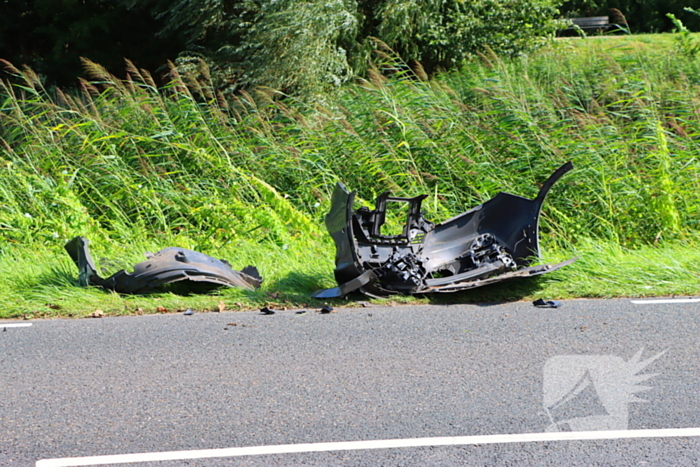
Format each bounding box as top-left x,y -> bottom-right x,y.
2,36 -> 700,318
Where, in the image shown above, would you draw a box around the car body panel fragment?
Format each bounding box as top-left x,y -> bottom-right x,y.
313,162 -> 574,298
65,236 -> 262,294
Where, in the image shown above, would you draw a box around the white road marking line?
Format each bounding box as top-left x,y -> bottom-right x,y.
2,323 -> 33,328
631,298 -> 700,304
36,427 -> 700,467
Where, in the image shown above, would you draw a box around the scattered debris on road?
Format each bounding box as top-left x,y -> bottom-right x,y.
224,322 -> 253,329
533,298 -> 563,308
183,308 -> 194,315
65,236 -> 262,295
313,162 -> 576,298
260,306 -> 275,315
320,304 -> 334,314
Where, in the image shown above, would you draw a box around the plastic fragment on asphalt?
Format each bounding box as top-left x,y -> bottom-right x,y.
533,298 -> 562,308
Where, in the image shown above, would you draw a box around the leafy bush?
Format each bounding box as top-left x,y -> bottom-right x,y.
170,0 -> 562,97
666,12 -> 700,58
373,0 -> 560,72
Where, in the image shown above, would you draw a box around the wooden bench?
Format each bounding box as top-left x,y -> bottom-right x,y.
562,16 -> 629,35
570,16 -> 611,31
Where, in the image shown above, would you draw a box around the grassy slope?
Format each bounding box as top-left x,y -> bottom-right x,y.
2,34 -> 700,319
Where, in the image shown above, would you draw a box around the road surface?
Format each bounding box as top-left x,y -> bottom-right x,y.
1,298 -> 699,466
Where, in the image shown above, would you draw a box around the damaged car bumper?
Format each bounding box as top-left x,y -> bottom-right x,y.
313,162 -> 575,299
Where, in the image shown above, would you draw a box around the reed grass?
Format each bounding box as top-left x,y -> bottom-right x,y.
2,35 -> 700,318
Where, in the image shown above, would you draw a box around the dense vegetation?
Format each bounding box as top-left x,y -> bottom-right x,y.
0,0 -> 186,85
5,0 -> 699,94
2,0 -> 558,93
1,35 -> 700,318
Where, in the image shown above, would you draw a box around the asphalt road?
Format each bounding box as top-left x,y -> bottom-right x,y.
1,298 -> 699,466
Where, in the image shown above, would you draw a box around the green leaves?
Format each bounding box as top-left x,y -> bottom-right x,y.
234,0 -> 360,98
160,0 -> 560,100
373,0 -> 560,73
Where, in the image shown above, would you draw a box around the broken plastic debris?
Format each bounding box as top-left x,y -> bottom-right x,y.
65,236 -> 262,295
260,306 -> 275,315
313,162 -> 576,298
533,299 -> 562,308
88,309 -> 104,318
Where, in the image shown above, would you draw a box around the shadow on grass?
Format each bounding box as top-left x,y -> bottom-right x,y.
278,271 -> 550,307
20,263 -> 80,290
266,270 -> 331,305
30,265 -> 551,317
422,276 -> 548,306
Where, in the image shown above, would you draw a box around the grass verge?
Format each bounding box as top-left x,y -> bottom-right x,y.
3,237 -> 699,319
2,34 -> 700,318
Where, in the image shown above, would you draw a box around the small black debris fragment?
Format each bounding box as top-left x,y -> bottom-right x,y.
260,306 -> 275,315
183,308 -> 194,315
295,310 -> 307,315
320,305 -> 334,314
533,298 -> 562,308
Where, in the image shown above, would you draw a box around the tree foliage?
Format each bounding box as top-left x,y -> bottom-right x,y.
233,0 -> 360,95
0,0 -> 186,86
164,0 -> 561,98
372,0 -> 560,72
0,0 -> 561,96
